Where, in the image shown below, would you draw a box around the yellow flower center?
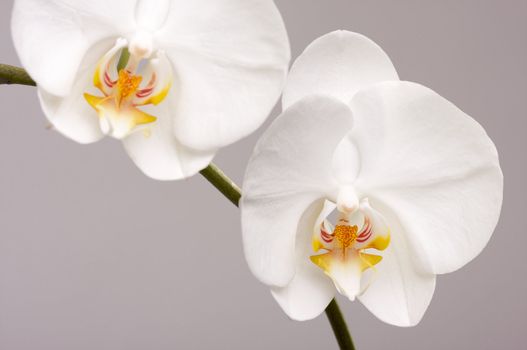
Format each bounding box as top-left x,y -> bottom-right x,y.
334,224 -> 358,249
117,69 -> 143,101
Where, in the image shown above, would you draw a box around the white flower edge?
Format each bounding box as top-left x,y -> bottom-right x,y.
282,30 -> 399,109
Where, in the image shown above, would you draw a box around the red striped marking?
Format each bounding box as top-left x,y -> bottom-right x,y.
136,87 -> 154,98
136,73 -> 157,98
356,218 -> 372,243
104,70 -> 115,88
320,225 -> 334,243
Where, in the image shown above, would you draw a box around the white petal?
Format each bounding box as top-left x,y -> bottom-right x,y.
271,263 -> 335,321
271,200 -> 335,321
241,95 -> 354,286
38,88 -> 103,144
332,134 -> 361,185
351,81 -> 503,275
359,201 -> 436,327
135,0 -> 170,31
154,0 -> 290,151
36,39 -> 119,144
282,30 -> 398,109
12,0 -> 136,96
122,92 -> 216,181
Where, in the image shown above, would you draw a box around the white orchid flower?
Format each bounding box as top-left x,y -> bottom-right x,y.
241,31 -> 503,326
12,0 -> 290,180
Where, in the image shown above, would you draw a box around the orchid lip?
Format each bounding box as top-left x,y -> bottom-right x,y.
310,198 -> 391,300
83,38 -> 173,139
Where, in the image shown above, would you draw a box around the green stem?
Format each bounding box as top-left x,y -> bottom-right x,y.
0,64 -> 356,350
325,299 -> 356,350
0,64 -> 35,86
199,163 -> 241,207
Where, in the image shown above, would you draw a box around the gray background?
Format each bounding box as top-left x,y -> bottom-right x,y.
0,0 -> 526,349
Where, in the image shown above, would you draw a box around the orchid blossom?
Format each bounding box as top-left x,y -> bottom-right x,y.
241,31 -> 503,326
11,0 -> 290,180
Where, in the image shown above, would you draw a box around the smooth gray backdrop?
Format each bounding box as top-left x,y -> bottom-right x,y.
1,0 -> 526,349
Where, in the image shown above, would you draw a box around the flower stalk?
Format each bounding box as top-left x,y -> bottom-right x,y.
325,299 -> 356,350
0,63 -> 35,86
0,63 -> 356,350
199,163 -> 242,206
